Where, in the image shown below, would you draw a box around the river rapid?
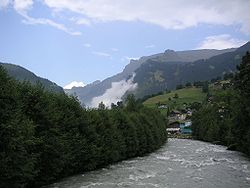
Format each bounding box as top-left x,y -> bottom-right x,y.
45,139 -> 250,188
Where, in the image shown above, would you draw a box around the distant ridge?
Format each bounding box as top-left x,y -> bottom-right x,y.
66,42 -> 249,106
0,62 -> 64,94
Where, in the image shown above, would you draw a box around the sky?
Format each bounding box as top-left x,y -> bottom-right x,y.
0,0 -> 249,88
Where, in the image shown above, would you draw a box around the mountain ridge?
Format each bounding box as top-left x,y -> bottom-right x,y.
66,43 -> 249,106
134,42 -> 250,98
0,62 -> 64,94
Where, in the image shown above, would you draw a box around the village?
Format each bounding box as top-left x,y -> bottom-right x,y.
166,108 -> 193,138
154,80 -> 233,139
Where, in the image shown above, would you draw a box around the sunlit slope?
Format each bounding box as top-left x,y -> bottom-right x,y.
143,87 -> 206,110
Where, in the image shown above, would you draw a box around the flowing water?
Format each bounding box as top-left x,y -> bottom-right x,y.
45,139 -> 250,188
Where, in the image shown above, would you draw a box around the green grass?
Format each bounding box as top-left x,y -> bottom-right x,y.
143,87 -> 206,113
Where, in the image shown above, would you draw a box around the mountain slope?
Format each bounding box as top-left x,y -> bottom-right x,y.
0,63 -> 64,93
66,44 -> 248,106
134,42 -> 250,98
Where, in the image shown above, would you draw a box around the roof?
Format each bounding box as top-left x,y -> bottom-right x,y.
168,121 -> 180,128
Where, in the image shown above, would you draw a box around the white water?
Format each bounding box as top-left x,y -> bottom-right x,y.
45,139 -> 250,188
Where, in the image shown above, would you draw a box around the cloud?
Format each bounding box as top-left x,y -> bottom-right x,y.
70,17 -> 91,26
63,81 -> 85,89
111,48 -> 119,52
43,0 -> 250,34
76,18 -> 91,26
83,43 -> 91,48
91,74 -> 137,107
145,44 -> 155,48
2,0 -> 82,36
13,0 -> 33,13
122,56 -> 139,62
5,1 -> 250,35
0,0 -> 10,9
197,34 -> 247,50
92,51 -> 112,58
21,13 -> 82,36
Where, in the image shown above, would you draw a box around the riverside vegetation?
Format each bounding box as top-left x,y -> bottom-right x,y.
192,52 -> 250,156
0,66 -> 167,188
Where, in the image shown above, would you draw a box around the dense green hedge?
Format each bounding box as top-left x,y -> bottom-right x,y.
192,52 -> 250,156
0,66 -> 167,188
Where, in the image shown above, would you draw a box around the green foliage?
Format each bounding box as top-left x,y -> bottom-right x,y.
185,82 -> 192,87
0,65 -> 167,187
143,87 -> 206,113
192,52 -> 250,156
202,81 -> 209,93
133,43 -> 250,99
176,84 -> 184,90
173,93 -> 179,99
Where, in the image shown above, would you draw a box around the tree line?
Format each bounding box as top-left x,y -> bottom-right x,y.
0,66 -> 167,188
191,52 -> 250,156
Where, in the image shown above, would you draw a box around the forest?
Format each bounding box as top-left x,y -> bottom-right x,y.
192,52 -> 250,156
0,66 -> 167,188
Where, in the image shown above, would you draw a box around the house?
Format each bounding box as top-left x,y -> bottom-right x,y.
187,110 -> 192,116
180,121 -> 192,134
169,110 -> 186,120
167,121 -> 180,134
158,104 -> 168,109
169,110 -> 181,117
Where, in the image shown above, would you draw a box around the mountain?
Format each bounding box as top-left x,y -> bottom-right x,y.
0,63 -> 64,93
66,43 -> 249,106
134,42 -> 250,98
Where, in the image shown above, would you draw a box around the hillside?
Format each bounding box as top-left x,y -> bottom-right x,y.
191,52 -> 250,156
143,87 -> 206,112
133,42 -> 250,98
0,63 -> 64,93
66,47 -> 238,106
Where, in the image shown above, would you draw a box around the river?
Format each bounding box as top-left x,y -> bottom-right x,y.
45,139 -> 250,188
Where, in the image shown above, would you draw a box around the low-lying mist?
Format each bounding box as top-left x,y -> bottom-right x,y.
90,74 -> 137,108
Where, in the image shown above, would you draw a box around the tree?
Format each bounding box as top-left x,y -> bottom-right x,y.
193,81 -> 203,87
202,81 -> 209,93
223,73 -> 234,80
233,52 -> 250,155
176,84 -> 183,90
191,52 -> 250,156
98,102 -> 106,110
185,82 -> 192,87
234,52 -> 250,101
173,93 -> 179,99
0,67 -> 38,188
0,65 -> 168,187
125,94 -> 137,112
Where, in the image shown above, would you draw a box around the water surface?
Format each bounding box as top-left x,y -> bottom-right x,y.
46,139 -> 250,188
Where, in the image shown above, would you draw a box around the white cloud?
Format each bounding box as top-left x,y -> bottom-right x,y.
145,44 -> 155,48
197,34 -> 247,50
4,1 -> 250,36
91,74 -> 137,107
2,0 -> 81,36
0,0 -> 10,8
111,48 -> 119,52
63,81 -> 85,89
122,56 -> 139,62
70,17 -> 91,26
92,51 -> 112,58
75,18 -> 91,26
21,13 -> 82,36
13,0 -> 33,13
83,43 -> 91,48
43,0 -> 250,34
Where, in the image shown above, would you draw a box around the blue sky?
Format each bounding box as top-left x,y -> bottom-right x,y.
0,0 -> 249,88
